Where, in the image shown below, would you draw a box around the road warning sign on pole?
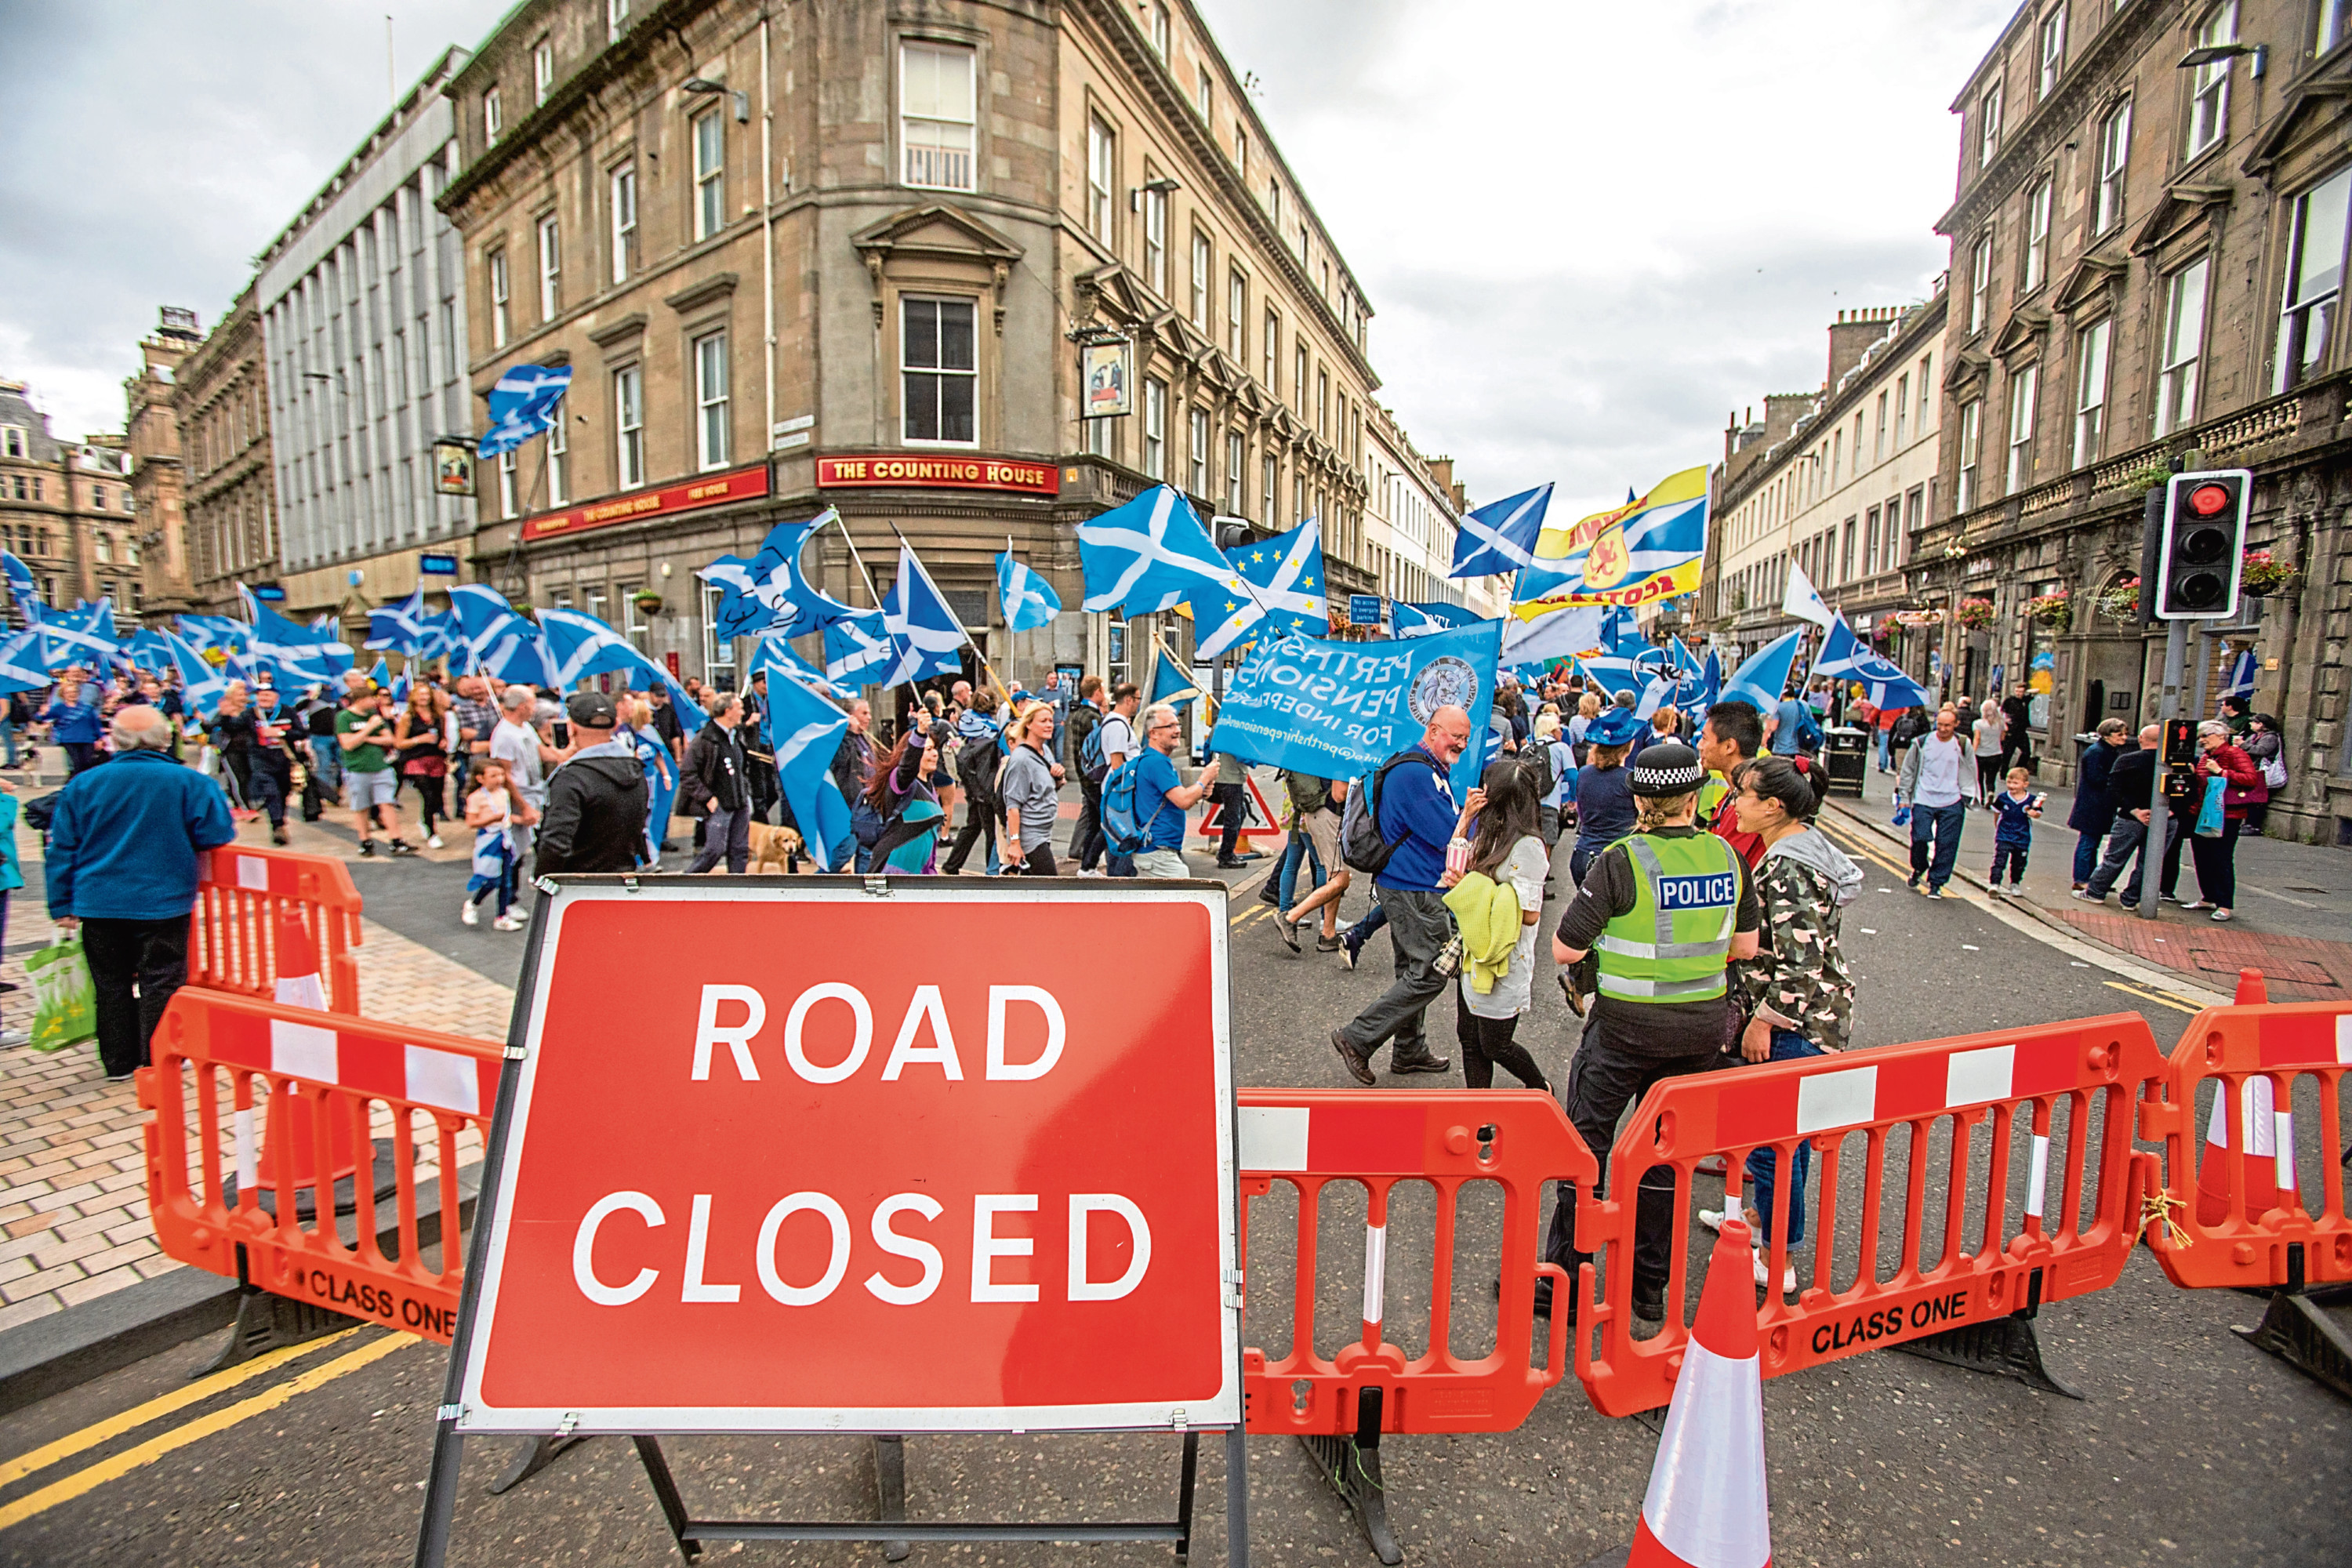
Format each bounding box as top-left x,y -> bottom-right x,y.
443,878 -> 1242,1437
1196,772 -> 1282,839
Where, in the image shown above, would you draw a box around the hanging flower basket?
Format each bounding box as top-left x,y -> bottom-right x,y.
2092,577 -> 2140,624
632,590 -> 666,615
2025,590 -> 2072,631
2241,550 -> 2302,597
1955,597 -> 1996,630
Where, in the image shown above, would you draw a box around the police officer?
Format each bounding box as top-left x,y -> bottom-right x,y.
1535,740 -> 1761,1323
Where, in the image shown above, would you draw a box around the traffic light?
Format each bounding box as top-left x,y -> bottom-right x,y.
2154,470 -> 2250,619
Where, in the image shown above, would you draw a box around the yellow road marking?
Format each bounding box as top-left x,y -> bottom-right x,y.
0,1332 -> 415,1532
0,1327 -> 361,1489
1817,821 -> 1914,881
2104,978 -> 2199,1015
1231,904 -> 1270,927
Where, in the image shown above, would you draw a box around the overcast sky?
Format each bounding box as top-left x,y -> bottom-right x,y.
1,0 -> 2013,521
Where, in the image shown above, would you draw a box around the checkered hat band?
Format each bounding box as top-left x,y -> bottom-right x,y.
1631,760 -> 1704,792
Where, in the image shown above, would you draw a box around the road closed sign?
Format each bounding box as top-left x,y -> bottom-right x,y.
451,880 -> 1240,1436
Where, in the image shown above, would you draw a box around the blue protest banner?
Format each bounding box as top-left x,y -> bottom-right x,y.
1207,619 -> 1501,797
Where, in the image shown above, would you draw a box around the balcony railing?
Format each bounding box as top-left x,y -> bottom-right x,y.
903,143 -> 973,192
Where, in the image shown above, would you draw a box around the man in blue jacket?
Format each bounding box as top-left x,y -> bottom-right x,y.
46,706 -> 235,1081
1330,705 -> 1474,1083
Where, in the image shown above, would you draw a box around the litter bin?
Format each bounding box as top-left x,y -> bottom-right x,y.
1823,726 -> 1867,798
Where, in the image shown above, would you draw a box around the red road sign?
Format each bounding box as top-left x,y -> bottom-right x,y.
452,880 -> 1241,1436
1196,774 -> 1281,838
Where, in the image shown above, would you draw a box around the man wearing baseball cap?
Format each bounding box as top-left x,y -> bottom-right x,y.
534,691 -> 649,876
1537,740 -> 1761,1326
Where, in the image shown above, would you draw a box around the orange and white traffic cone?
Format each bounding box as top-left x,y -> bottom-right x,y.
2193,1074 -> 2293,1227
245,905 -> 362,1210
1624,1218 -> 1773,1568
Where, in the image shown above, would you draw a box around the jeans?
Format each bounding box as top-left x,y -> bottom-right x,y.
307,736 -> 343,797
1990,840 -> 2027,887
942,800 -> 999,874
1455,989 -> 1548,1091
1337,886 -> 1451,1065
1211,780 -> 1247,861
688,805 -> 751,873
0,716 -> 14,767
1543,1028 -> 1719,1294
1907,800 -> 1965,889
1745,1029 -> 1824,1246
1344,902 -> 1388,946
2085,813 -> 2183,902
1276,831 -> 1325,911
245,768 -> 288,829
81,913 -> 191,1079
829,828 -> 858,876
2071,827 -> 2107,885
1875,729 -> 1892,771
467,854 -> 520,919
63,742 -> 98,776
2189,815 -> 2241,908
1072,780 -> 1103,869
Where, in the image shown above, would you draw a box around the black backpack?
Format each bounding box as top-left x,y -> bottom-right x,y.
1339,751 -> 1439,875
956,728 -> 1003,804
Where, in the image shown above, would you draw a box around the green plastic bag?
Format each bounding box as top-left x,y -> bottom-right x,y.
27,936 -> 97,1054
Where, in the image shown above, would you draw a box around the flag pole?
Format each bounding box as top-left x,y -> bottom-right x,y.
826,508 -> 884,608
887,523 -> 1010,706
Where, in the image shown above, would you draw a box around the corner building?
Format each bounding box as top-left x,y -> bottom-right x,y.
439,0 -> 1410,698
1930,0 -> 2352,842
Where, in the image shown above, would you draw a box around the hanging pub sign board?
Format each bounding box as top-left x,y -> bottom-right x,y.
441,877 -> 1242,1437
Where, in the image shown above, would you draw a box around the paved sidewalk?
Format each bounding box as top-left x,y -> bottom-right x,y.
1828,767 -> 2352,1001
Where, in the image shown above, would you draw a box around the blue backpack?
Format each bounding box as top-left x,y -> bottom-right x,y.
1079,721 -> 1109,785
1101,756 -> 1149,853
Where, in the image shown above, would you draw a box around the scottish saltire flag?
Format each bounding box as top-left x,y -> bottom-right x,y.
1700,646 -> 1722,709
1410,601 -> 1486,630
1391,603 -> 1442,640
822,608 -> 894,686
1719,627 -> 1806,713
877,545 -> 967,688
1193,518 -> 1328,659
698,511 -> 862,643
1078,485 -> 1233,614
696,556 -> 767,641
1570,622 -> 1667,699
1515,468 -> 1708,603
752,630 -> 857,702
1499,601 -> 1607,666
38,599 -> 124,673
415,609 -> 460,666
237,585 -> 344,685
449,583 -> 560,685
763,673 -> 855,872
0,629 -> 48,696
367,586 -> 427,652
477,363 -> 573,458
0,551 -> 42,619
1780,560 -> 1835,630
2222,648 -> 2257,701
1149,641 -> 1201,712
996,551 -> 1062,633
160,630 -> 230,717
1813,615 -> 1931,712
539,604 -> 688,704
1449,483 -> 1553,579
177,614 -> 249,658
122,628 -> 176,674
367,657 -> 392,689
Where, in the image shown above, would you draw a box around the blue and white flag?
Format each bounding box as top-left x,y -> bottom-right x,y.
1449,483 -> 1553,579
763,673 -> 855,872
161,629 -> 231,717
1700,645 -> 1722,710
236,585 -> 347,686
698,510 -> 862,643
1207,619 -> 1502,800
177,614 -> 249,658
1780,560 -> 1836,631
448,583 -> 559,686
477,364 -> 573,458
1719,627 -> 1806,714
367,586 -> 427,653
367,658 -> 392,690
1149,641 -> 1201,712
2221,648 -> 2257,702
1078,485 -> 1234,614
1813,615 -> 1931,712
877,544 -> 967,688
996,551 -> 1063,633
121,628 -> 176,674
822,608 -> 894,687
752,630 -> 857,703
1391,603 -> 1442,640
0,628 -> 48,696
1499,601 -> 1607,667
1570,619 -> 1665,699
0,551 -> 42,620
1192,517 -> 1328,659
38,599 -> 123,673
415,609 -> 461,666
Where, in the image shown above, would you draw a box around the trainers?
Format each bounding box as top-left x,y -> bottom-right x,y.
104,1072 -> 134,1085
1752,1250 -> 1797,1294
388,840 -> 419,856
1986,884 -> 2003,898
1329,1029 -> 1376,1087
1316,934 -> 1342,953
1341,931 -> 1363,971
1925,886 -> 1945,899
426,833 -> 445,849
1907,874 -> 1922,891
1276,915 -> 1301,954
1697,1203 -> 1759,1233
492,914 -> 525,931
461,898 -> 479,927
358,840 -> 379,858
2071,887 -> 2101,902
2211,908 -> 2234,922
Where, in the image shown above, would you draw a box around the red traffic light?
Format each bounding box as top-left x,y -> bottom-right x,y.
2188,482 -> 2231,515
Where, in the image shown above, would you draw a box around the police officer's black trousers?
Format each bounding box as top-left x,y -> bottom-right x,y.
1542,1021 -> 1717,1292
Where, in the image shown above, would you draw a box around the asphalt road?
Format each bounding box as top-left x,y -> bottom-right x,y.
2,820 -> 2345,1566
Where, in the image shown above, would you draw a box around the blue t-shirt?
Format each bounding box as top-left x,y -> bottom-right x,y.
1769,698 -> 1808,755
1133,747 -> 1185,850
1990,789 -> 2042,846
1372,745 -> 1460,891
1572,763 -> 1636,853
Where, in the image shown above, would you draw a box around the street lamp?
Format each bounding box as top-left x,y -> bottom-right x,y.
2178,42 -> 2267,76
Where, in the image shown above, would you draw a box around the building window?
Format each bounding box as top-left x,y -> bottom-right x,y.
485,87 -> 503,143
902,296 -> 977,445
1917,357 -> 1932,433
901,42 -> 976,192
1874,390 -> 1889,463
2005,365 -> 2038,492
2187,4 -> 2237,161
1225,430 -> 1243,514
533,37 -> 554,104
1078,114 -> 1117,246
619,581 -> 648,648
1864,505 -> 1882,575
1840,516 -> 1856,581
2024,178 -> 2053,292
498,449 -> 519,518
546,411 -> 569,506
1979,82 -> 2002,169
1188,406 -> 1210,495
1235,131 -> 1248,183
2276,166 -> 2352,393
1,427 -> 21,459
94,533 -> 111,563
2073,318 -> 2111,468
2093,100 -> 2131,235
611,162 -> 637,284
2035,8 -> 2065,98
1150,2 -> 1170,58
1142,377 -> 1167,478
536,214 -> 561,321
608,0 -> 629,44
1293,344 -> 1307,416
1263,308 -> 1279,390
1294,470 -> 1305,523
1262,451 -> 1278,523
1189,229 -> 1210,328
694,332 -> 731,470
1227,270 -> 1245,359
1316,370 -> 1329,438
1957,398 -> 1982,512
1196,67 -> 1212,122
615,365 -> 644,488
1893,374 -> 1910,448
2324,0 -> 2352,54
488,249 -> 510,348
2156,257 -> 2210,435
694,108 -> 724,241
1969,231 -> 1993,334
702,583 -> 735,670
1141,180 -> 1167,297
91,485 -> 106,511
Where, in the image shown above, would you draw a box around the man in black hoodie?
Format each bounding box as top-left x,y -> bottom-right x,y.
684,695 -> 750,874
535,692 -> 649,875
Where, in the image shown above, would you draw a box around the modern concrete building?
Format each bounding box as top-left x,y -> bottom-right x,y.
175,283 -> 278,615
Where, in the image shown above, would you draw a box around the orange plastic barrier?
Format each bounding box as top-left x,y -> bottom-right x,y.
1577,1013 -> 2166,1417
2140,990 -> 2352,1291
143,988 -> 503,1344
189,845 -> 364,1016
1236,1088 -> 1594,1438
